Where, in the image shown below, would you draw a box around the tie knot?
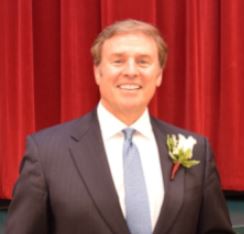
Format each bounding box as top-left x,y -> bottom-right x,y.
122,128 -> 135,142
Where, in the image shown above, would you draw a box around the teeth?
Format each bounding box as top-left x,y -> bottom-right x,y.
119,84 -> 140,90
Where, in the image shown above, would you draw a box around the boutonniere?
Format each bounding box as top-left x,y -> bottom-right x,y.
166,134 -> 200,180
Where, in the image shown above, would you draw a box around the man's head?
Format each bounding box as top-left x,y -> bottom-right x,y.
91,19 -> 168,68
92,19 -> 168,124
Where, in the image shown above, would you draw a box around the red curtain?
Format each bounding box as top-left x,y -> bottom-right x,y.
0,0 -> 35,199
1,0 -> 244,199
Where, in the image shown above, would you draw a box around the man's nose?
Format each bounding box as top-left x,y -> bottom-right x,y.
123,60 -> 139,77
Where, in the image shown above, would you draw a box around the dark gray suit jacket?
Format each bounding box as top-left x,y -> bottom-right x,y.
5,110 -> 234,234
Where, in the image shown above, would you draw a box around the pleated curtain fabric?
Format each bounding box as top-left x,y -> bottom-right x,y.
1,0 -> 244,199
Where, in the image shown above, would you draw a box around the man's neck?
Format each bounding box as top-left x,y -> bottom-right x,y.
99,101 -> 147,126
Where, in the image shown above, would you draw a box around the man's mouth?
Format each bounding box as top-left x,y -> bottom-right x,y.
118,84 -> 141,90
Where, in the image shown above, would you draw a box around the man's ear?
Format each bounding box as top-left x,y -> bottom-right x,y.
156,69 -> 163,87
93,65 -> 101,85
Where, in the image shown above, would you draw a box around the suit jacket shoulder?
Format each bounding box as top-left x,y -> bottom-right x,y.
30,110 -> 97,143
151,116 -> 208,146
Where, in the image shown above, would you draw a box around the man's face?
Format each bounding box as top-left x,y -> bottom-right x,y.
94,32 -> 163,122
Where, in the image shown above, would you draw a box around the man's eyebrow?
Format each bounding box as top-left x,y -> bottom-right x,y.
137,54 -> 151,58
109,53 -> 125,57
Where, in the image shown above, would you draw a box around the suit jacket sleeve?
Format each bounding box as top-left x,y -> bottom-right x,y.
5,135 -> 49,234
197,139 -> 234,234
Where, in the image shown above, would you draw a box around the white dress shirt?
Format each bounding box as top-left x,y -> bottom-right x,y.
97,102 -> 164,229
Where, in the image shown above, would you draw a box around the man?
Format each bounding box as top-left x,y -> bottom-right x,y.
5,19 -> 234,234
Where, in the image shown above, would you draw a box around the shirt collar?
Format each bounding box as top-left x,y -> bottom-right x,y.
97,101 -> 153,140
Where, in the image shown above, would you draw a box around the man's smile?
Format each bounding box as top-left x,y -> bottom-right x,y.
117,84 -> 142,90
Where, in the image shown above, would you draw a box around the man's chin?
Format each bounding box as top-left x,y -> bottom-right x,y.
119,104 -> 146,115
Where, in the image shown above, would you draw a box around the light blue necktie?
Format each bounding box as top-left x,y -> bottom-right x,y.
122,128 -> 152,234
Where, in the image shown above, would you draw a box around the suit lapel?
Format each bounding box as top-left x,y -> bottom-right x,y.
152,119 -> 185,234
68,111 -> 129,234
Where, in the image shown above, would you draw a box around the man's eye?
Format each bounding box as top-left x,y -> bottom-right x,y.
138,60 -> 149,65
113,60 -> 123,64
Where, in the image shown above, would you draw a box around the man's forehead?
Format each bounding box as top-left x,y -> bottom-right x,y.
104,32 -> 155,43
102,33 -> 157,53
109,52 -> 153,58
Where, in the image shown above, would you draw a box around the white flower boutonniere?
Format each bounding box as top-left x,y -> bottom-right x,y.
166,134 -> 200,180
